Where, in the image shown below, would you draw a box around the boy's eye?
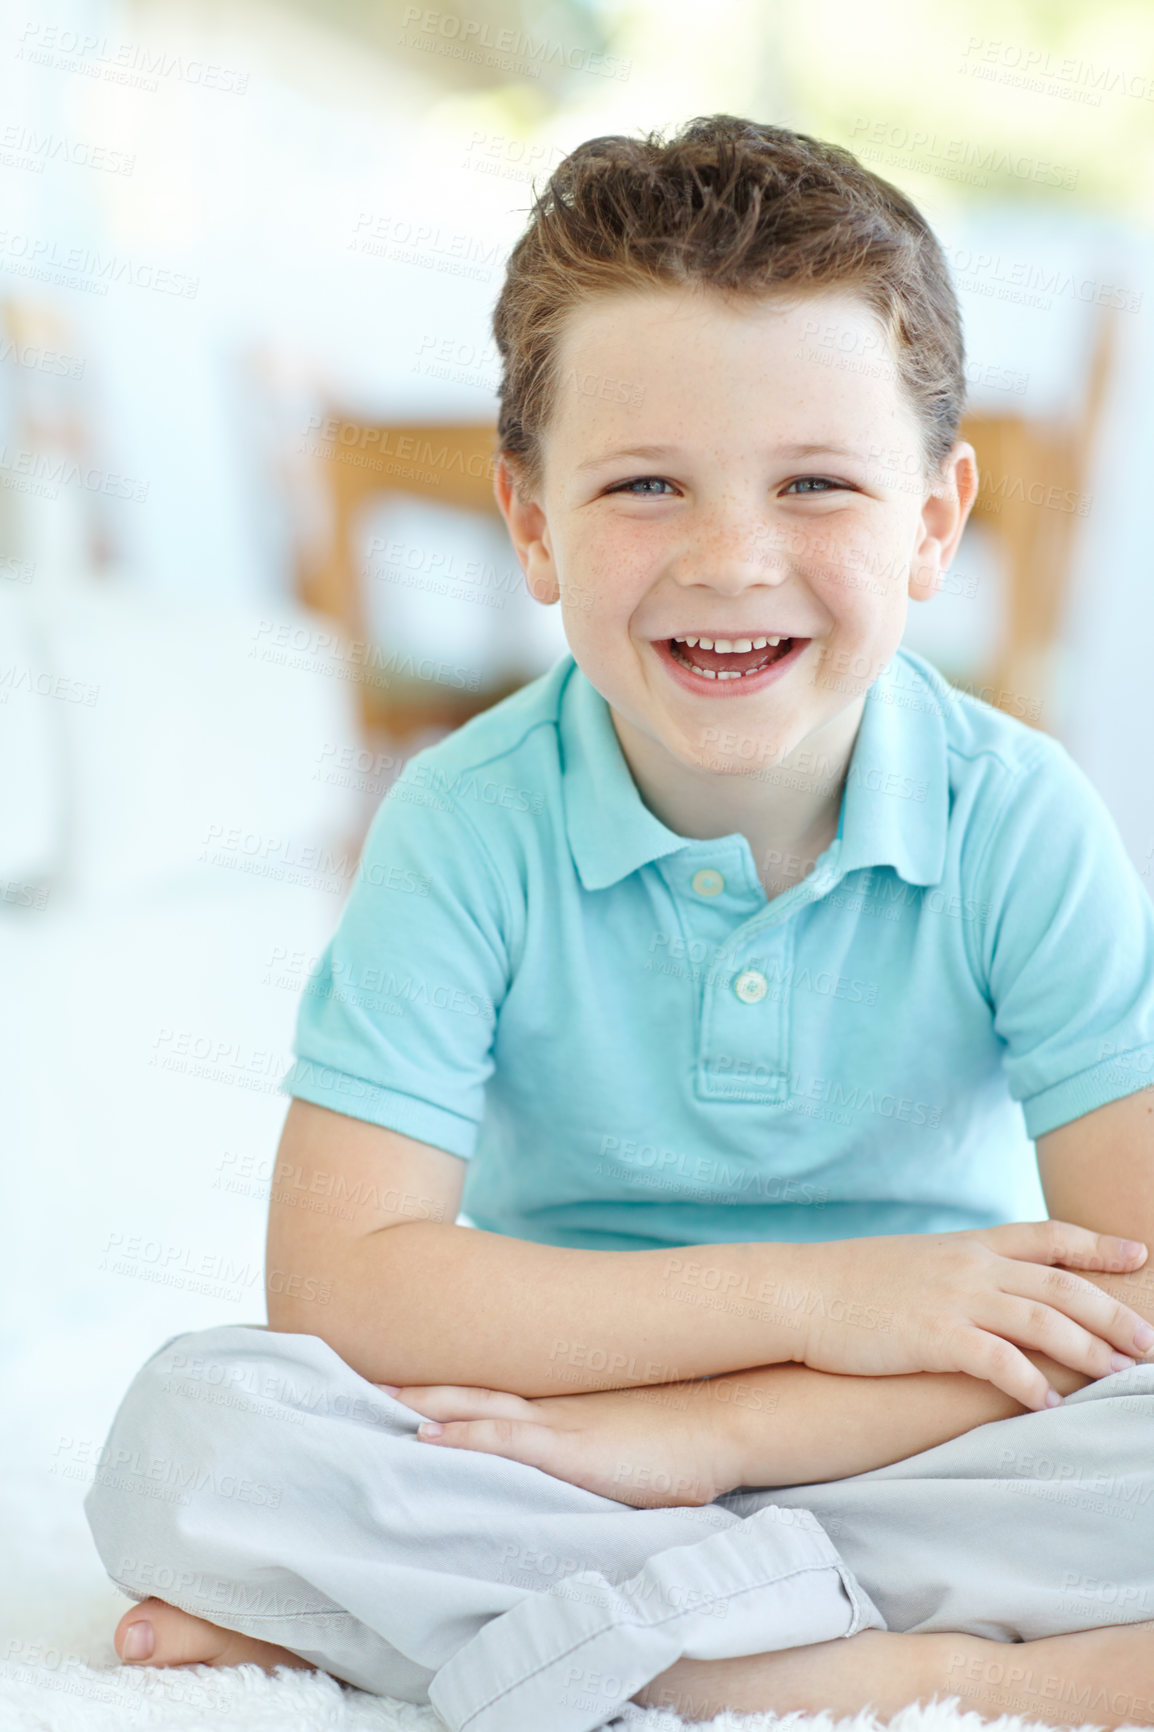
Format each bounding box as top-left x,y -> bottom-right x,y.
605,476 -> 677,496
605,475 -> 851,498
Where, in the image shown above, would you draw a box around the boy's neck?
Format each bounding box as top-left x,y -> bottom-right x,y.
610,695 -> 867,902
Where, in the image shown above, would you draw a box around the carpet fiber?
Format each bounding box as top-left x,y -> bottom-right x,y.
0,1664 -> 1098,1732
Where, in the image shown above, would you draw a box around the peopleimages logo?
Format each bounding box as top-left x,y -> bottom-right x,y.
0,228 -> 198,297
397,7 -> 632,80
850,119 -> 1078,189
16,23 -> 249,93
960,35 -> 1154,107
943,244 -> 1141,314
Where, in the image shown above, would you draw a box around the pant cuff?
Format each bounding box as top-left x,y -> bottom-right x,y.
429,1502 -> 886,1732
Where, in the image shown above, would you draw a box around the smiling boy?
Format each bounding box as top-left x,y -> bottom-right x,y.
87,118 -> 1154,1729
506,285 -> 934,906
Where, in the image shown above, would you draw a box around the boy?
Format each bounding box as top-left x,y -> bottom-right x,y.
86,117 -> 1154,1730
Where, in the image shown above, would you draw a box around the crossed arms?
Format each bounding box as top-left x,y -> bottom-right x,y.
265,1088 -> 1154,1492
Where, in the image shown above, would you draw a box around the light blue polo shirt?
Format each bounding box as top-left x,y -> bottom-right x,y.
281,647 -> 1154,1251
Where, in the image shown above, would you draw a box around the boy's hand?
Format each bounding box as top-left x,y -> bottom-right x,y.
800,1220 -> 1153,1410
376,1377 -> 753,1508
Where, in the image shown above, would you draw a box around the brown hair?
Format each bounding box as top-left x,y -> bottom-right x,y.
492,114 -> 966,498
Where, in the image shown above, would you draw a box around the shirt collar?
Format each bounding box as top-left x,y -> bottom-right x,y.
833,652 -> 950,888
559,651 -> 950,893
560,657 -> 689,891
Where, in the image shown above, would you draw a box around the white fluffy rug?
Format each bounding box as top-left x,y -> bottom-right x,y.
0,1594 -> 1097,1732
0,1662 -> 1104,1732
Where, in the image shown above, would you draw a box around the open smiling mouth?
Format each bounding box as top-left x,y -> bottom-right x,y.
654,633 -> 809,689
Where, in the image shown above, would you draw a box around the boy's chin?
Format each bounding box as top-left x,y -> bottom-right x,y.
691,745 -> 794,777
676,726 -> 801,777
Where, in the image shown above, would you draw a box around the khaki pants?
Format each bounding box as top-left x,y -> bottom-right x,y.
84,1325 -> 1154,1732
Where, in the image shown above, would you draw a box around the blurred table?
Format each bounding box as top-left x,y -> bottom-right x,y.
294,307 -> 1118,741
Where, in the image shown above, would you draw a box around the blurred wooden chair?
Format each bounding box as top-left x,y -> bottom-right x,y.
291,419 -> 522,741
959,300 -> 1119,729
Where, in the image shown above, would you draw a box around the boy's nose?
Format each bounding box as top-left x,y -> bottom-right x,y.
681,506 -> 794,583
677,534 -> 791,590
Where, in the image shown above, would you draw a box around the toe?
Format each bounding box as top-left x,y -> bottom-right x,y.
116,1610 -> 155,1662
115,1598 -> 223,1667
114,1597 -> 316,1675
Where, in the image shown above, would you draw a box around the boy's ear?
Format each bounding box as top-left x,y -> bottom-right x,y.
493,456 -> 560,607
909,441 -> 979,604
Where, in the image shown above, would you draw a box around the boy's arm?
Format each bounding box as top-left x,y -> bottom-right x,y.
267,1098 -> 818,1391
270,1101 -> 1148,1408
738,1090 -> 1154,1479
1034,1087 -> 1154,1321
384,1263 -> 1153,1505
692,1333 -> 1117,1491
643,1092 -> 1154,1488
680,1092 -> 1154,1488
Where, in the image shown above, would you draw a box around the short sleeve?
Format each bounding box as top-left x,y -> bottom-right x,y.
280,762 -> 515,1159
970,739 -> 1154,1139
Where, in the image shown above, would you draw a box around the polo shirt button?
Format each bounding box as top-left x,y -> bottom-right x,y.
734,969 -> 768,1004
692,868 -> 725,898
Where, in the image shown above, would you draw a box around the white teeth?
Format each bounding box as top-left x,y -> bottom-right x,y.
668,641 -> 785,681
670,634 -> 784,650
667,634 -> 798,685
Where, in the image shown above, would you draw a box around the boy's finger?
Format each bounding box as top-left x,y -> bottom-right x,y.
389,1384 -> 535,1421
992,1221 -> 1147,1271
416,1417 -> 621,1504
416,1416 -> 560,1474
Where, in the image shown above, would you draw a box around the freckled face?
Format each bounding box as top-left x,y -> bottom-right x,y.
525,284 -> 943,774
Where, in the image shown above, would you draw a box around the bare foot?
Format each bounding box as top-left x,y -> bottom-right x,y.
633,1629 -> 958,1722
938,1621 -> 1154,1728
635,1622 -> 1154,1728
114,1597 -> 317,1675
